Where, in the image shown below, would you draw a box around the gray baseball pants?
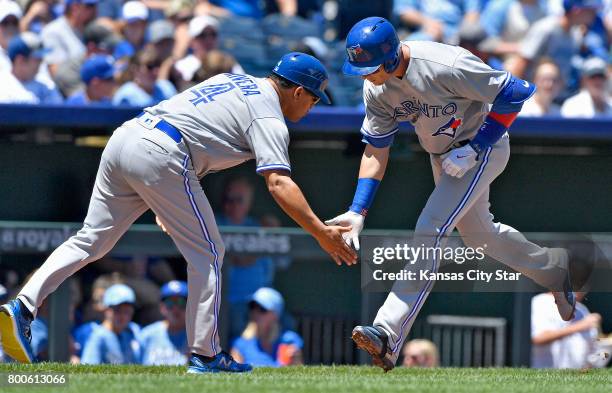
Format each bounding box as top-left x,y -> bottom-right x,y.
373,134 -> 568,363
18,117 -> 223,356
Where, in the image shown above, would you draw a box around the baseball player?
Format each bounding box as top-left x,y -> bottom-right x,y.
325,17 -> 579,371
0,52 -> 357,372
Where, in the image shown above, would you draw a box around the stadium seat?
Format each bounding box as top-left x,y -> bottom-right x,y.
217,16 -> 265,42
261,14 -> 322,39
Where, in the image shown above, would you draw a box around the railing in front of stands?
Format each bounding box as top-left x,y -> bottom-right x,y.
1,104 -> 612,139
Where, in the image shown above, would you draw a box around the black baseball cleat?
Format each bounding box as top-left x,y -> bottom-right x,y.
352,325 -> 395,372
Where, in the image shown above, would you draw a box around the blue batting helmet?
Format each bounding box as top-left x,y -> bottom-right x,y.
343,17 -> 401,76
272,52 -> 331,105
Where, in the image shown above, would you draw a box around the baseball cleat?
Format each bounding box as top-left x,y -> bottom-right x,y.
186,351 -> 252,373
0,299 -> 35,363
552,271 -> 576,321
352,325 -> 395,372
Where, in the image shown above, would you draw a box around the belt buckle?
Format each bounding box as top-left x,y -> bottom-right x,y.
137,113 -> 161,130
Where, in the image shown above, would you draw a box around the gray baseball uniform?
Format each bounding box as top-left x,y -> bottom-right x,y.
362,41 -> 568,362
18,73 -> 291,357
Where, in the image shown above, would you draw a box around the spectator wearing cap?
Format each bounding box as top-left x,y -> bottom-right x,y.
394,0 -> 481,44
230,288 -> 303,367
0,32 -> 62,103
519,59 -> 564,116
53,22 -> 119,98
0,0 -> 22,71
66,54 -> 116,105
113,1 -> 149,60
507,0 -> 601,94
113,45 -> 176,106
561,57 -> 612,117
147,19 -> 175,61
140,281 -> 189,365
174,15 -> 243,84
41,0 -> 98,75
163,0 -> 194,61
81,283 -> 142,364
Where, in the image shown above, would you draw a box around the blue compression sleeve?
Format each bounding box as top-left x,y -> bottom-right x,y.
469,115 -> 508,154
349,178 -> 381,216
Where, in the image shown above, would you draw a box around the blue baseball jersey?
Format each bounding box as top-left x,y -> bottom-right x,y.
140,321 -> 188,365
80,322 -> 142,364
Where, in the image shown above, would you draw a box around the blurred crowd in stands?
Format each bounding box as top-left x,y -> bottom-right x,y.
0,176 -> 302,367
0,0 -> 609,116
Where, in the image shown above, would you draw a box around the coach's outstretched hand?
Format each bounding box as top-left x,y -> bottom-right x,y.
325,211 -> 364,251
262,170 -> 357,266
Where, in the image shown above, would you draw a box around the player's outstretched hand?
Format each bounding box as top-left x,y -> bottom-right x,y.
316,225 -> 358,266
325,211 -> 365,251
441,144 -> 478,178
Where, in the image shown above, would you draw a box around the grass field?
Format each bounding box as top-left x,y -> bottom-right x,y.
0,363 -> 610,393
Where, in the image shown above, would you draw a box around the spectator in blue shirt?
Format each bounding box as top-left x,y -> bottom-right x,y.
81,284 -> 142,364
0,32 -> 63,104
231,288 -> 303,367
215,177 -> 275,339
113,46 -> 176,106
394,0 -> 482,43
66,54 -> 117,105
140,281 -> 189,365
113,1 -> 149,60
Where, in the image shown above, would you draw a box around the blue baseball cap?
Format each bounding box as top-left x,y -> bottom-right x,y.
8,32 -> 48,62
103,283 -> 136,307
250,287 -> 284,316
80,55 -> 115,84
160,280 -> 188,299
122,1 -> 148,23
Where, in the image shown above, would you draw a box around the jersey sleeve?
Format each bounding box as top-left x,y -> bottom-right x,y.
245,117 -> 292,174
448,49 -> 510,104
361,86 -> 399,148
